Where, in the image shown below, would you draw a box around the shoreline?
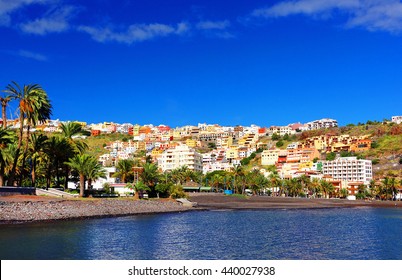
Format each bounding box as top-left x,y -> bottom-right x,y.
189,193 -> 402,210
1,194 -> 401,225
0,196 -> 192,225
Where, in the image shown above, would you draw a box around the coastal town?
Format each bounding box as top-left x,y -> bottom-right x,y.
2,114 -> 402,200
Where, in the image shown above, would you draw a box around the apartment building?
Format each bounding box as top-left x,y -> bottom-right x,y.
203,162 -> 233,174
305,118 -> 338,130
268,126 -> 295,136
261,149 -> 282,166
158,144 -> 203,172
392,116 -> 402,124
287,148 -> 320,163
320,157 -> 372,184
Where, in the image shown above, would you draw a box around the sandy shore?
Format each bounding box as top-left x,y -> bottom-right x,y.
188,193 -> 402,210
0,195 -> 189,224
1,193 -> 401,224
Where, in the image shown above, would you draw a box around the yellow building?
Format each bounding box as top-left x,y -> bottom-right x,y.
133,141 -> 146,151
173,130 -> 182,140
261,149 -> 282,166
186,139 -> 197,148
226,147 -> 239,160
132,125 -> 141,136
299,161 -> 313,171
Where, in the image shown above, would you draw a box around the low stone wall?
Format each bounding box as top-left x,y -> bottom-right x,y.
0,187 -> 36,196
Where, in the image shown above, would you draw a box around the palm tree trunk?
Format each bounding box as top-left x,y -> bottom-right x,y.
31,161 -> 36,188
20,125 -> 31,186
1,99 -> 7,129
8,114 -> 24,186
79,174 -> 85,197
63,167 -> 70,190
0,162 -> 5,186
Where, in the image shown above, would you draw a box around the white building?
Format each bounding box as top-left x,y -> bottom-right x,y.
320,157 -> 372,184
391,116 -> 402,124
158,144 -> 203,173
261,149 -> 282,166
305,118 -> 338,130
268,126 -> 296,136
203,162 -> 233,174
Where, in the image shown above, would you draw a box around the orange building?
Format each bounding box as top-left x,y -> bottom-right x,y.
91,130 -> 101,136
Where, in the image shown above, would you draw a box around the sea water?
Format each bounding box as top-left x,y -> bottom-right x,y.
0,208 -> 401,260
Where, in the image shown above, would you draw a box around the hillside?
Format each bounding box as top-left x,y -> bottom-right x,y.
85,122 -> 402,178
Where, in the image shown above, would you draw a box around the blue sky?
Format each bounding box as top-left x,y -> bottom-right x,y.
1,0 -> 401,127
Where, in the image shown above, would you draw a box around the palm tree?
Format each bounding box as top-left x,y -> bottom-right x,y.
43,136 -> 74,189
286,178 -> 302,197
381,177 -> 395,200
268,172 -> 282,196
232,165 -> 245,194
0,95 -> 11,128
320,180 -> 334,199
0,128 -> 16,186
85,157 -> 107,190
60,122 -> 89,153
170,165 -> 193,185
210,173 -> 223,192
132,181 -> 151,200
297,175 -> 310,196
140,162 -> 159,195
309,178 -> 322,198
65,154 -> 94,197
4,81 -> 52,186
59,122 -> 90,189
28,133 -> 48,188
114,159 -> 134,183
247,169 -> 268,195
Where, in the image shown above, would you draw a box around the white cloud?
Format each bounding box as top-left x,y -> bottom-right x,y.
252,0 -> 359,17
0,0 -> 54,26
250,0 -> 402,33
195,20 -> 234,38
196,20 -> 231,30
78,22 -> 190,44
347,1 -> 402,32
19,5 -> 76,35
17,49 -> 48,61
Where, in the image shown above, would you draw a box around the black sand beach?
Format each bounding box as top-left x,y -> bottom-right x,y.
1,193 -> 401,224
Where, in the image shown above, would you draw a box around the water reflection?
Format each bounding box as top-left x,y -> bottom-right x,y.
1,208 -> 401,260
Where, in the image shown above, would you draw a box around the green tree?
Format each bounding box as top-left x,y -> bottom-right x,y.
0,128 -> 16,186
271,133 -> 280,141
326,152 -> 336,161
309,178 -> 322,198
28,133 -> 48,188
276,140 -> 284,148
170,185 -> 187,199
210,173 -> 224,192
0,95 -> 11,128
155,182 -> 173,198
114,159 -> 134,183
4,82 -> 52,186
60,122 -> 90,154
340,188 -> 349,199
231,165 -> 245,194
85,157 -> 107,190
320,180 -> 335,199
65,154 -> 94,197
246,169 -> 269,195
131,181 -> 151,199
140,162 -> 159,196
285,178 -> 302,197
43,136 -> 74,189
268,171 -> 282,196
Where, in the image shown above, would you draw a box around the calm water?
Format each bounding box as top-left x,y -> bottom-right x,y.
1,208 -> 401,260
